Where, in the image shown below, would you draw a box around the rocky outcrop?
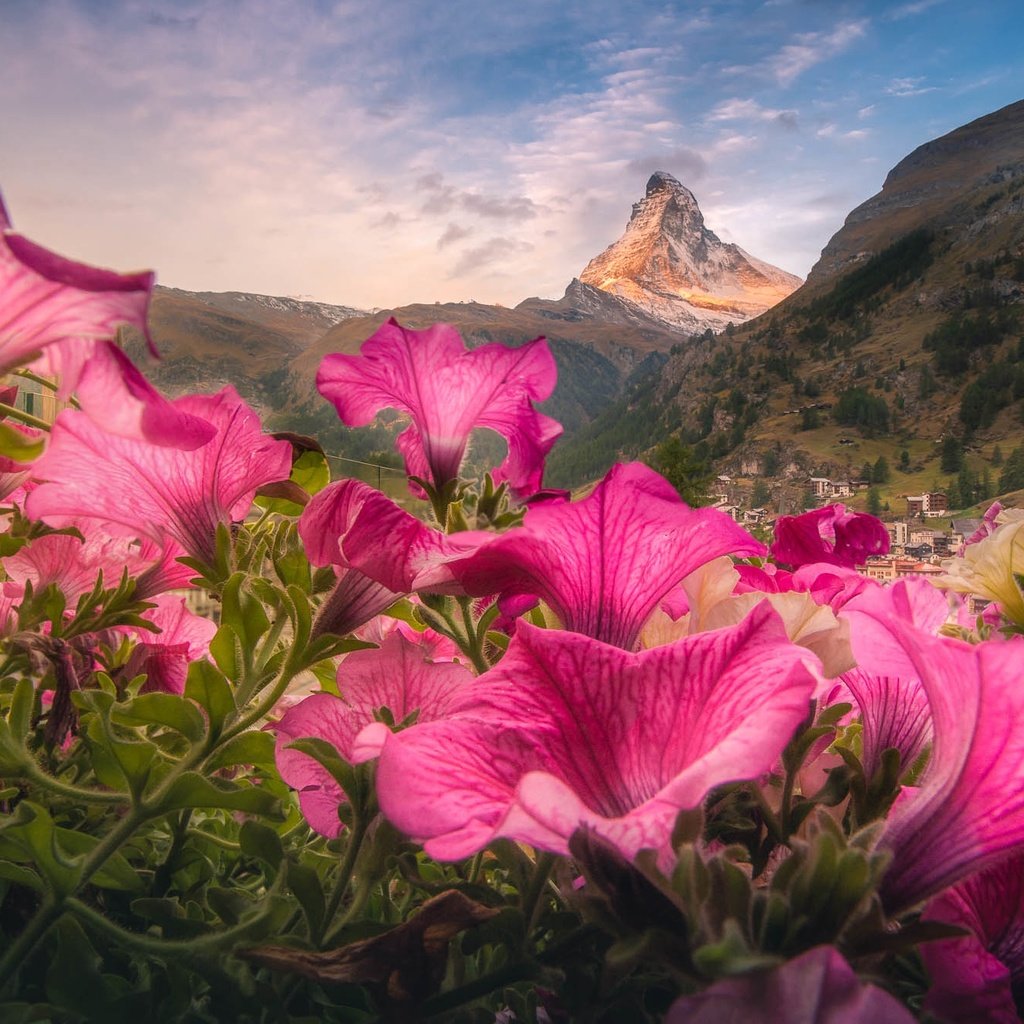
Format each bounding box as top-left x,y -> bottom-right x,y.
575,172 -> 802,333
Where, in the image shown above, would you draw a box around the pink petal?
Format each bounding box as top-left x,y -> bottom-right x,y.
317,320 -> 561,496
375,604 -> 818,860
1,209 -> 155,372
120,595 -> 216,695
665,946 -> 915,1024
299,478 -> 487,593
771,505 -> 889,570
848,613 -> 1024,911
920,853 -> 1024,1024
4,530 -> 193,604
26,387 -> 292,564
448,462 -> 765,649
275,626 -> 474,837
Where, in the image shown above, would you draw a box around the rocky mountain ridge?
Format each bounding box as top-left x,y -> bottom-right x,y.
571,172 -> 801,332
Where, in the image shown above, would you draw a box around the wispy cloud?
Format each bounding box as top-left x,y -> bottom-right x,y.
708,97 -> 799,130
886,76 -> 938,97
885,0 -> 947,20
767,20 -> 869,86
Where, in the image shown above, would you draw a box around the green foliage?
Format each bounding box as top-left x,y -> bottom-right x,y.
867,487 -> 883,516
872,456 -> 890,484
940,435 -> 964,474
833,388 -> 890,436
923,307 -> 1017,376
799,407 -> 821,431
807,229 -> 934,322
645,436 -> 715,507
999,446 -> 1024,493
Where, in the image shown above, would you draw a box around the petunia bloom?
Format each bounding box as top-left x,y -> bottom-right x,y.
0,190 -> 212,447
26,386 -> 292,565
298,478 -> 488,637
920,852 -> 1024,1024
847,609 -> 1024,912
274,624 -> 475,837
119,595 -> 217,695
373,604 -> 819,862
446,461 -> 765,650
771,504 -> 889,570
4,530 -> 194,604
317,319 -> 561,498
664,946 -> 915,1024
938,511 -> 1024,626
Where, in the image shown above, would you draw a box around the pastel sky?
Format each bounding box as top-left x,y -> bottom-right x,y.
2,0 -> 1022,310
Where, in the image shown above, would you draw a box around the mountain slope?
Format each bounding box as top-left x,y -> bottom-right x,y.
548,100 -> 1024,504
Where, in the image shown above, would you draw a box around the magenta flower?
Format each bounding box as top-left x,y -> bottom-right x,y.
4,531 -> 194,604
665,946 -> 915,1024
119,595 -> 217,695
26,387 -> 292,565
373,604 -> 818,861
0,190 -> 212,448
447,462 -> 765,650
847,610 -> 1024,911
920,853 -> 1024,1024
771,504 -> 889,570
274,624 -> 475,837
298,479 -> 488,636
317,319 -> 561,497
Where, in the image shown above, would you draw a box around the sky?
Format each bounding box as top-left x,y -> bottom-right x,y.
2,0 -> 1022,311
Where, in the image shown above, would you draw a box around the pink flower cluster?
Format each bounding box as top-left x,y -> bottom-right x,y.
5,191 -> 1024,1019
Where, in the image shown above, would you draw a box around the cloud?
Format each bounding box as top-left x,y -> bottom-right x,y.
767,19 -> 868,86
858,104 -> 876,119
449,236 -> 533,277
885,0 -> 946,19
626,147 -> 708,182
416,173 -> 539,220
886,76 -> 938,97
437,222 -> 472,249
708,97 -> 799,130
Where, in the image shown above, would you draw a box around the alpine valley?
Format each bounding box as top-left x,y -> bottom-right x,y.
122,99 -> 1024,511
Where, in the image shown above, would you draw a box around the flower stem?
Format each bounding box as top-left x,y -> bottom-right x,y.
317,808 -> 370,946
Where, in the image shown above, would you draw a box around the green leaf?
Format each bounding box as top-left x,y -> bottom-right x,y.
112,692 -> 207,742
286,860 -> 325,939
0,801 -> 80,894
0,420 -> 45,463
185,661 -> 236,736
285,737 -> 356,798
55,830 -> 143,892
8,678 -> 36,737
239,821 -> 283,871
256,447 -> 330,515
0,860 -> 43,892
207,729 -> 276,770
160,771 -> 282,817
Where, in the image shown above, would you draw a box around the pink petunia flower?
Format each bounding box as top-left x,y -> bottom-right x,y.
0,190 -> 212,448
920,852 -> 1024,1024
274,624 -> 475,837
373,604 -> 819,862
4,530 -> 194,603
316,319 -> 562,498
25,386 -> 292,565
664,946 -> 915,1023
446,461 -> 765,650
118,595 -> 217,695
298,478 -> 488,636
846,608 -> 1024,912
771,504 -> 889,570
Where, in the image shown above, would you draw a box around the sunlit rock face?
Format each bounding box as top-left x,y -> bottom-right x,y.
579,172 -> 802,333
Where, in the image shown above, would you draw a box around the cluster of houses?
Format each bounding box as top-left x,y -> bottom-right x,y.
711,473 -> 994,599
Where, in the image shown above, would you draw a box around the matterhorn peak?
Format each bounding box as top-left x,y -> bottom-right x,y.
579,173 -> 801,333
